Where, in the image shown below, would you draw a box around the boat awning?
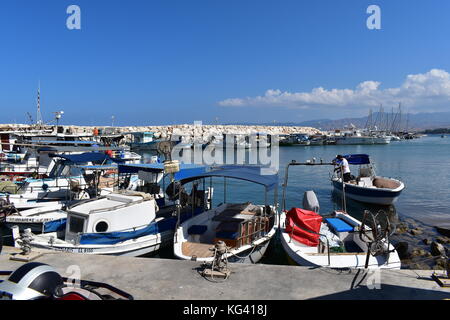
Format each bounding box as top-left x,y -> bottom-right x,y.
30,140 -> 98,145
36,147 -> 58,153
75,164 -> 118,171
177,165 -> 279,191
334,154 -> 370,165
51,152 -> 111,163
118,163 -> 206,180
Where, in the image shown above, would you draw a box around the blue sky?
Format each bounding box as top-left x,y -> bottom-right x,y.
1,0 -> 450,126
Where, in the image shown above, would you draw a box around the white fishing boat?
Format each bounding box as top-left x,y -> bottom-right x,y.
173,165 -> 279,264
6,204 -> 68,233
279,161 -> 401,269
280,205 -> 401,269
3,161 -> 175,233
335,130 -> 391,145
16,163 -> 209,256
291,134 -> 310,146
127,132 -> 164,151
308,135 -> 325,146
331,154 -> 405,205
0,152 -> 120,210
22,191 -> 163,256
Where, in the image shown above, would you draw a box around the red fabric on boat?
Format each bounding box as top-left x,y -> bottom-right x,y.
285,208 -> 323,247
57,292 -> 88,300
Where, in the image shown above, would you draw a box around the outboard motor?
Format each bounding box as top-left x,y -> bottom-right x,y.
302,190 -> 320,213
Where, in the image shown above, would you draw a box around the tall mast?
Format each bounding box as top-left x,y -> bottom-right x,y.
36,81 -> 43,125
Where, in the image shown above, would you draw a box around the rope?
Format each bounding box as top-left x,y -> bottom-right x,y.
201,242 -> 231,283
226,242 -> 260,261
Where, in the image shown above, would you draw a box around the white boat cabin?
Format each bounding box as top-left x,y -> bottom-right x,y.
65,192 -> 156,244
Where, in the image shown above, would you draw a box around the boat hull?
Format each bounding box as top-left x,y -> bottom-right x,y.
279,212 -> 401,269
222,238 -> 271,263
336,137 -> 391,145
332,179 -> 403,205
27,229 -> 174,257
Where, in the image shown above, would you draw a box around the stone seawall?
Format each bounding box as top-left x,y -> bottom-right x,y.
0,123 -> 322,138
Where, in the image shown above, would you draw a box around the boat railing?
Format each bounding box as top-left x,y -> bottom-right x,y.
0,185 -> 19,194
236,215 -> 271,247
81,198 -> 147,215
287,218 -> 331,266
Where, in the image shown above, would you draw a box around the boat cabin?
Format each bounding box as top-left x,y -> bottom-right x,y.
65,191 -> 156,244
129,132 -> 156,144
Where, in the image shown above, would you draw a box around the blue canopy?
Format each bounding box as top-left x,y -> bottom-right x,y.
334,154 -> 370,165
75,164 -> 118,171
36,147 -> 58,153
118,163 -> 206,180
177,165 -> 278,190
52,152 -> 111,164
118,163 -> 165,174
31,140 -> 98,145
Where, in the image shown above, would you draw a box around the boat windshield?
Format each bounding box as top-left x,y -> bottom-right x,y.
48,161 -> 85,178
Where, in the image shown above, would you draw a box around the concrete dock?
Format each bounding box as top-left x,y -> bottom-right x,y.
0,246 -> 449,300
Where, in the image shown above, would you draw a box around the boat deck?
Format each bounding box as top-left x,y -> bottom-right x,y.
182,242 -> 215,258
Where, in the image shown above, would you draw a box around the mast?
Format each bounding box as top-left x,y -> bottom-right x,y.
365,109 -> 373,130
405,109 -> 409,133
36,81 -> 43,126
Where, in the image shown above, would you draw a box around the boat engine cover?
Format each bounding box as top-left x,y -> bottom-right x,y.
302,191 -> 320,213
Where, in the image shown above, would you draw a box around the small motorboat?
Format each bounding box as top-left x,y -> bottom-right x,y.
279,161 -> 401,269
280,201 -> 401,269
331,154 -> 404,205
173,165 -> 279,264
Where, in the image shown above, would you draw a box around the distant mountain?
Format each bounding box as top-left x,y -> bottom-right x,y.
228,112 -> 450,131
297,112 -> 450,131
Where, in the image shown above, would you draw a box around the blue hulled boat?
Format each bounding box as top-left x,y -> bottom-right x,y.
331,154 -> 405,205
